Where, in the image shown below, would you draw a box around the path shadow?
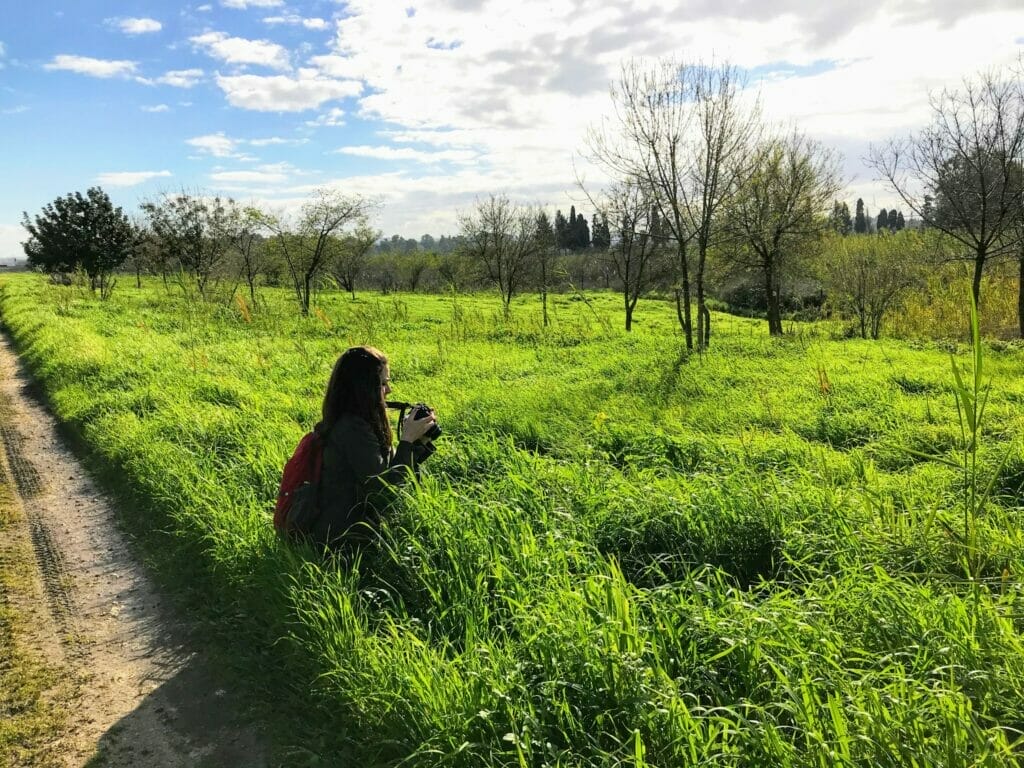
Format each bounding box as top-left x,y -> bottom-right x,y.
82,642 -> 270,768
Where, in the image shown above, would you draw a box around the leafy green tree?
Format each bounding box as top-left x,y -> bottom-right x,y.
22,186 -> 134,295
141,192 -> 237,299
828,201 -> 852,235
921,195 -> 935,228
328,222 -> 380,298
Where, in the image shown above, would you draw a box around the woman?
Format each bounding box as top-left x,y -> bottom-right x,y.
309,345 -> 437,547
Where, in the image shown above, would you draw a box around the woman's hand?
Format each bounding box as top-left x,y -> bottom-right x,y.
400,409 -> 437,443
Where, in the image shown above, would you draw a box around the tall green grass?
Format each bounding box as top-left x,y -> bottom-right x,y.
1,274 -> 1022,766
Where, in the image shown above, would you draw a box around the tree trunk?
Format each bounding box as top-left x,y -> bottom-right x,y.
765,260 -> 783,336
1018,250 -> 1024,339
696,242 -> 708,351
542,289 -> 549,327
302,273 -> 312,316
625,292 -> 633,331
696,293 -> 705,351
681,283 -> 693,347
972,246 -> 985,311
677,242 -> 693,349
701,304 -> 711,348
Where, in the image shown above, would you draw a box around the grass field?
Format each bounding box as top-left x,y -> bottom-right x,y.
1,273 -> 1023,766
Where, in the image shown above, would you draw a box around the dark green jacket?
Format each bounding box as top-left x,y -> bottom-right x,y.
309,413 -> 419,547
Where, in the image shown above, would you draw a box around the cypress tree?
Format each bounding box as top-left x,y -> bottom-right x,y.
578,212 -> 590,249
854,198 -> 867,234
591,213 -> 610,250
554,210 -> 569,250
876,208 -> 889,232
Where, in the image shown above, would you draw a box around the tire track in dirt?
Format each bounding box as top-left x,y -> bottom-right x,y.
0,332 -> 269,767
0,393 -> 79,649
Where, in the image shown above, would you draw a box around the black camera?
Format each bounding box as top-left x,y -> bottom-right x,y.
387,401 -> 442,441
409,403 -> 442,441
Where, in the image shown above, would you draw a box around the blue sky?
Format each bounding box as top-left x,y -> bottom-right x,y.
2,1 -> 1023,261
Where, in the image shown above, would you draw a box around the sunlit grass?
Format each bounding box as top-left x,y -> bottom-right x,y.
1,273 -> 1022,766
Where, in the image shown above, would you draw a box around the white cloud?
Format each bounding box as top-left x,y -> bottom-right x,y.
210,169 -> 289,183
115,17 -> 162,34
186,132 -> 306,159
96,170 -> 172,187
249,136 -> 309,146
263,14 -> 329,30
156,69 -> 204,88
215,69 -> 362,111
186,132 -> 243,158
335,145 -> 478,163
197,4 -> 212,10
0,41 -> 6,68
44,55 -> 137,78
305,107 -> 346,127
142,104 -> 170,112
2,105 -> 29,115
221,0 -> 283,8
293,1 -> 1024,230
190,31 -> 291,71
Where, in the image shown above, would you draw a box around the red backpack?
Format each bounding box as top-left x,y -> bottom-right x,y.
273,430 -> 326,534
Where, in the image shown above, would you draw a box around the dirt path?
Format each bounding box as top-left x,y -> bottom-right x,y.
0,331 -> 268,768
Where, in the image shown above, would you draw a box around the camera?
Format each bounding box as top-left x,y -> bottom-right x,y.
387,400 -> 442,441
409,403 -> 442,441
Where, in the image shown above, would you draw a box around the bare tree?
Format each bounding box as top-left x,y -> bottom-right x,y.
534,211 -> 558,326
257,188 -> 375,315
726,132 -> 842,336
869,69 -> 1024,310
457,195 -> 543,318
225,205 -> 266,308
587,58 -> 759,349
824,231 -> 923,339
599,180 -> 665,331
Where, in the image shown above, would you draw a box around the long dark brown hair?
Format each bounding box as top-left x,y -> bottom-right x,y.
319,346 -> 392,451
